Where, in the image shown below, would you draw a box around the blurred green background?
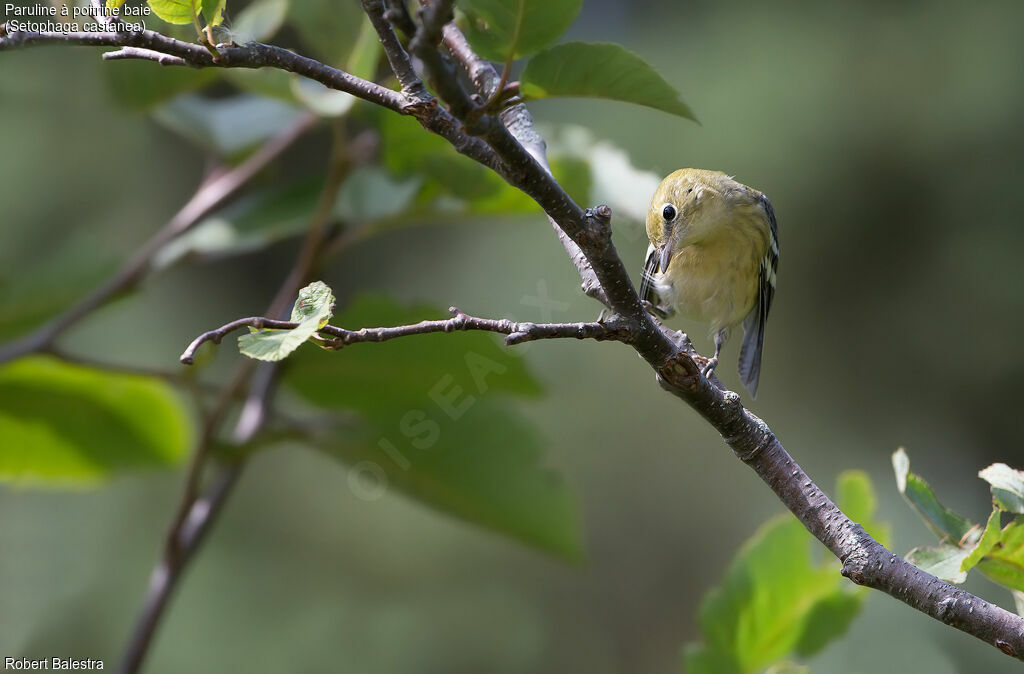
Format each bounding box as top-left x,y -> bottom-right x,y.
2,0 -> 1024,671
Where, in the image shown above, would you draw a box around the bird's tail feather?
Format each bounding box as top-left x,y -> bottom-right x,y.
738,307 -> 764,398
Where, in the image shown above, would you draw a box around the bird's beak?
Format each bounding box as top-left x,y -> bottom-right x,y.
658,241 -> 675,273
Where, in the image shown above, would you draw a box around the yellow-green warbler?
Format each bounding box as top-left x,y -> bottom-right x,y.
639,169 -> 779,398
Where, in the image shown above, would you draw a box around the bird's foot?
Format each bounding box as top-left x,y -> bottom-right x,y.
694,354 -> 719,379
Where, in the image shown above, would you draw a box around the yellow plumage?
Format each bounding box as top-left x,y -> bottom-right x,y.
640,169 -> 778,397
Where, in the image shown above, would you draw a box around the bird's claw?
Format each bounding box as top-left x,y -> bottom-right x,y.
695,355 -> 718,379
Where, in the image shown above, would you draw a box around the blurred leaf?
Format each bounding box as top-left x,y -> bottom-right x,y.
335,167 -> 421,221
106,0 -> 128,10
892,448 -> 974,541
287,0 -> 364,65
979,463 -> 1024,514
906,543 -> 972,584
458,0 -> 582,61
283,295 -> 575,558
977,517 -> 1024,592
837,469 -> 891,547
0,357 -> 191,486
238,281 -> 335,362
231,0 -> 288,43
962,508 -> 1002,573
152,93 -> 306,156
202,0 -> 225,25
521,42 -> 696,121
103,60 -> 217,111
153,180 -> 322,268
684,472 -> 880,673
1013,590 -> 1024,617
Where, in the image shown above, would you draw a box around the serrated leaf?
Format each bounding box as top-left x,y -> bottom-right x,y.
520,42 -> 697,121
0,357 -> 191,486
231,0 -> 288,43
238,281 -> 334,362
685,472 -> 880,673
282,295 -> 576,559
152,93 -> 306,157
103,60 -> 217,111
892,448 -> 975,541
458,0 -> 582,61
962,508 -> 1002,573
979,463 -> 1024,514
906,543 -> 972,583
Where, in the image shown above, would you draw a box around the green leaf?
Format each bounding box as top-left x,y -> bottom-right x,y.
202,0 -> 225,26
238,281 -> 335,362
334,168 -> 422,222
979,463 -> 1024,514
458,0 -> 582,61
282,295 -> 578,559
1013,590 -> 1024,617
147,0 -> 200,25
231,0 -> 288,43
223,68 -> 299,103
106,0 -> 128,9
977,517 -> 1024,592
520,42 -> 697,121
685,472 -> 880,673
962,508 -> 1003,573
103,60 -> 217,111
290,77 -> 356,117
0,357 -> 191,486
906,543 -> 972,583
151,94 -> 306,157
892,448 -> 975,541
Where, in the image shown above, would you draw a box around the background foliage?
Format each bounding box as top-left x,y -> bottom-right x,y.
2,0 -> 1023,671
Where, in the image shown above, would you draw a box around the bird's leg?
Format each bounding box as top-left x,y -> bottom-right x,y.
701,328 -> 728,379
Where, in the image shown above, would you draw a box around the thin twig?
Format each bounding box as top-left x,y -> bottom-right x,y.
181,309 -> 631,364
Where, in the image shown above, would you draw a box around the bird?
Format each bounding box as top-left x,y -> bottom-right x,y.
639,168 -> 778,398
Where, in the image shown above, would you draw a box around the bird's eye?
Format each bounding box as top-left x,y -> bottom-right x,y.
662,204 -> 676,222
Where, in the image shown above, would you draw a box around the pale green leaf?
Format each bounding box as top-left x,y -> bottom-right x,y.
106,0 -> 128,9
201,0 -> 224,26
238,281 -> 335,362
979,463 -> 1024,514
346,15 -> 381,81
103,60 -> 217,111
962,508 -> 1003,573
0,357 -> 191,486
287,1 -> 364,65
977,517 -> 1024,592
458,0 -> 582,61
892,448 -> 975,541
906,543 -> 972,583
290,77 -> 355,117
520,42 -> 696,121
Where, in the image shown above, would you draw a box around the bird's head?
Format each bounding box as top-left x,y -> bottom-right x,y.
645,168 -> 729,272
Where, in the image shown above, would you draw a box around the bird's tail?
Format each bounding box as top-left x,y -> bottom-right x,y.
738,307 -> 765,398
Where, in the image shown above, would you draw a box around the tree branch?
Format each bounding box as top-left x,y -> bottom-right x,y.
180,308 -> 630,365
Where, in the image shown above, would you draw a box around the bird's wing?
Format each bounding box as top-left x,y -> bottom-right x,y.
738,194 -> 779,398
639,243 -> 668,316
